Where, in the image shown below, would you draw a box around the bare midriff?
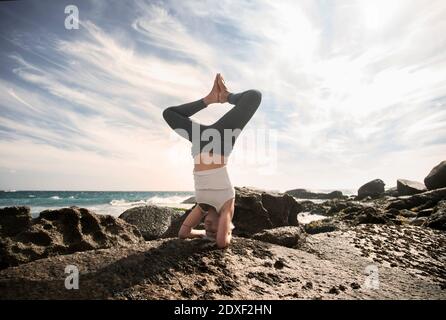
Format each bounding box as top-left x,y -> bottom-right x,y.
193,152 -> 228,172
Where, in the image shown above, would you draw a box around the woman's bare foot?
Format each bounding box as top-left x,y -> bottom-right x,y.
217,73 -> 230,103
203,74 -> 220,106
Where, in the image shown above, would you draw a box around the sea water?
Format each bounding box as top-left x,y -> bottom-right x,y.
0,190 -> 194,218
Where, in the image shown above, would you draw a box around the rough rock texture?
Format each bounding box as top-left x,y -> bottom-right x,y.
357,179 -> 385,199
0,206 -> 143,270
424,160 -> 446,190
251,226 -> 306,248
303,220 -> 338,234
231,187 -> 302,236
423,200 -> 446,231
0,224 -> 444,300
397,179 -> 426,196
285,189 -> 345,200
386,187 -> 446,212
119,205 -> 183,240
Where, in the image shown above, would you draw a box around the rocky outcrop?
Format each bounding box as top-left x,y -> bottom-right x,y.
0,206 -> 143,270
357,179 -> 385,199
119,205 -> 183,240
285,189 -> 346,200
424,160 -> 446,190
397,179 -> 426,195
0,224 -> 444,300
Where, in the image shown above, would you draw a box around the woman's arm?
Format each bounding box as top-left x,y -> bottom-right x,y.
178,204 -> 206,239
215,207 -> 235,248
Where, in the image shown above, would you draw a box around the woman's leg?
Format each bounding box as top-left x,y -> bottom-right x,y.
162,98 -> 207,142
213,89 -> 262,133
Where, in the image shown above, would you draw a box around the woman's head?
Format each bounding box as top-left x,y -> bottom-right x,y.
199,204 -> 219,238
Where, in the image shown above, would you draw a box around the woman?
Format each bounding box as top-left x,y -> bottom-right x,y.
162,73 -> 262,248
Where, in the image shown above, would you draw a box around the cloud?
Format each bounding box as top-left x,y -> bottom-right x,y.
0,0 -> 445,191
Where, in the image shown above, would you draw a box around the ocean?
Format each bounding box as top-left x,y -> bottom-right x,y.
0,190 -> 195,218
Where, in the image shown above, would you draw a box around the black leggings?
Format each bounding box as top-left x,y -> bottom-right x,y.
162,89 -> 262,157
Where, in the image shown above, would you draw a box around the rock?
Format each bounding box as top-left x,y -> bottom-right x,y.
0,206 -> 32,237
252,226 -> 306,248
424,160 -> 446,190
232,187 -> 302,236
1,225 -> 444,299
285,189 -> 345,200
0,206 -> 143,270
119,205 -> 183,240
298,201 -> 328,215
398,209 -> 418,218
384,187 -> 399,197
352,207 -> 388,225
182,196 -> 196,204
357,179 -> 385,199
423,200 -> 446,231
409,217 -> 427,226
386,187 -> 446,211
303,220 -> 338,234
397,179 -> 426,196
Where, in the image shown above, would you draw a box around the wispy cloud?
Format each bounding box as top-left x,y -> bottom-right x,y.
0,0 -> 445,191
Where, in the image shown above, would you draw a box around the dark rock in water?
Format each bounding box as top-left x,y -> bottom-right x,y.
386,187 -> 446,211
285,188 -> 345,200
119,205 -> 183,240
232,187 -> 302,236
357,179 -> 385,199
424,160 -> 446,190
423,200 -> 446,231
252,226 -> 306,248
303,220 -> 338,234
1,225 -> 444,299
397,179 -> 426,196
182,196 -> 196,204
0,206 -> 143,270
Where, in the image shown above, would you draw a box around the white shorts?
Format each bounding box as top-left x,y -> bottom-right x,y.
193,166 -> 235,212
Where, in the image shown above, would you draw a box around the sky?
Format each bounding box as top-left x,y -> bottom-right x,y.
0,0 -> 445,192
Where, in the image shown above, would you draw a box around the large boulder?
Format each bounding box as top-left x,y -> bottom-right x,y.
397,179 -> 426,196
119,205 -> 183,240
0,206 -> 143,270
232,187 -> 302,236
424,161 -> 446,190
357,179 -> 385,199
285,189 -> 345,200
